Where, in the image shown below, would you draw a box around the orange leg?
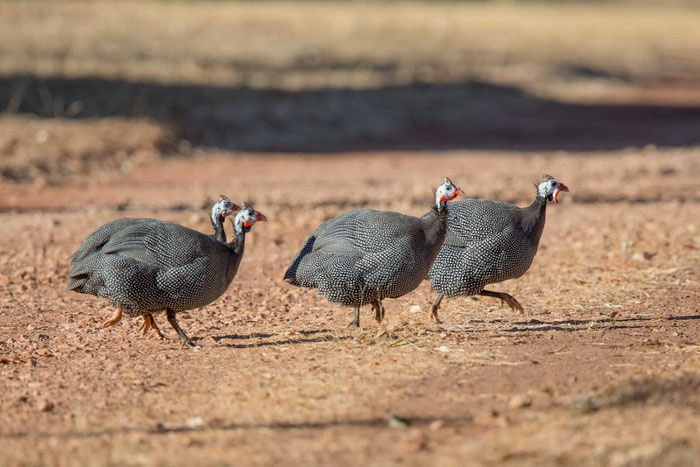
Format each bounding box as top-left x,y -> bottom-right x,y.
138,315 -> 151,335
100,304 -> 123,328
147,314 -> 164,339
138,313 -> 165,339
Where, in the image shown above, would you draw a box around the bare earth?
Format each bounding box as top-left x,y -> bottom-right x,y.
0,148 -> 698,466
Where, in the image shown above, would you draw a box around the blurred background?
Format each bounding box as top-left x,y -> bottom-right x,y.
1,0 -> 699,188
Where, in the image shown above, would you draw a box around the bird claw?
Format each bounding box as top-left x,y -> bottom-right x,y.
138,314 -> 165,339
501,295 -> 525,313
181,340 -> 201,349
429,305 -> 443,324
100,306 -> 123,329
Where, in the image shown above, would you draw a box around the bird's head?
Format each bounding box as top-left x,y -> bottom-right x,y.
435,177 -> 461,208
233,202 -> 267,234
211,195 -> 241,225
538,175 -> 569,204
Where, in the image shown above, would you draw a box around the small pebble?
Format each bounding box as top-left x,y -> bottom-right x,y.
508,394 -> 532,409
36,398 -> 54,412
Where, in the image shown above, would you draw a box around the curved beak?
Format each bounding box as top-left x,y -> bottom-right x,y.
255,212 -> 267,222
552,183 -> 569,204
440,186 -> 462,202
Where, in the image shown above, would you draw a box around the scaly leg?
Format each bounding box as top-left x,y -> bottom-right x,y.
479,290 -> 525,313
138,314 -> 151,335
138,313 -> 164,339
348,306 -> 361,329
374,290 -> 386,325
100,304 -> 123,328
348,285 -> 365,329
166,309 -> 199,349
429,293 -> 444,323
374,300 -> 386,324
147,314 -> 165,339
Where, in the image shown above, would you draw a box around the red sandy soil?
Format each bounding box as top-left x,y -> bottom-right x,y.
1,148 -> 699,465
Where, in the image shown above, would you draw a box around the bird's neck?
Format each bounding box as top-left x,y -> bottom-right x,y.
227,225 -> 247,255
212,217 -> 227,243
522,194 -> 547,246
421,205 -> 449,246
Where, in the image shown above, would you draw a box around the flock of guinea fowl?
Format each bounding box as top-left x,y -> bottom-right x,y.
66,174 -> 569,348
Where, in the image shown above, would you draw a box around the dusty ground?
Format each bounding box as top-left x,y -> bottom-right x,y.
1,2 -> 699,464
1,148 -> 698,465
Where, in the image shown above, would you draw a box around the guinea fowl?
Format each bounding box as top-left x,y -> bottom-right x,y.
427,175 -> 569,322
66,199 -> 266,348
284,178 -> 461,328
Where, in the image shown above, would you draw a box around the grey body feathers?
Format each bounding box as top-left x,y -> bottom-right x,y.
428,196 -> 547,297
284,208 -> 447,306
67,217 -> 243,316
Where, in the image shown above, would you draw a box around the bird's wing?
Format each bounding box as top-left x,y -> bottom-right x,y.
68,218 -> 153,263
313,209 -> 420,254
101,221 -> 215,268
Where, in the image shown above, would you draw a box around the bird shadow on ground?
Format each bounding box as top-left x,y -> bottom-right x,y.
424,314 -> 692,335
212,329 -> 349,348
512,317 -> 653,326
666,315 -> 700,321
211,332 -> 276,341
1,413 -> 475,441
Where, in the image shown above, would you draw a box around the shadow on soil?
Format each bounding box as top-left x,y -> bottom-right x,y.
212,329 -> 349,348
3,74 -> 700,152
2,413 -> 474,440
440,314 -> 699,334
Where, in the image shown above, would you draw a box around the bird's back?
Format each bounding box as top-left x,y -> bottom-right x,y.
67,217 -> 151,294
285,208 -> 436,305
68,218 -> 234,313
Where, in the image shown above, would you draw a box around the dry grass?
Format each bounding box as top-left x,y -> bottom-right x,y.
1,1 -> 700,96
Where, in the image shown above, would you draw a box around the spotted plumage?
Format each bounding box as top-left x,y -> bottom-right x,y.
284,178 -> 461,327
66,199 -> 266,347
427,175 -> 569,321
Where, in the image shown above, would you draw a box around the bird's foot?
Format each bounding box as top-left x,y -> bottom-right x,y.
100,305 -> 123,328
346,319 -> 361,329
373,302 -> 386,324
148,319 -> 164,340
138,315 -> 151,336
500,294 -> 525,313
140,314 -> 164,339
180,339 -> 201,349
429,305 -> 443,324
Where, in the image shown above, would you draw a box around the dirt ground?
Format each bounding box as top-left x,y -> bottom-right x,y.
0,148 -> 698,466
